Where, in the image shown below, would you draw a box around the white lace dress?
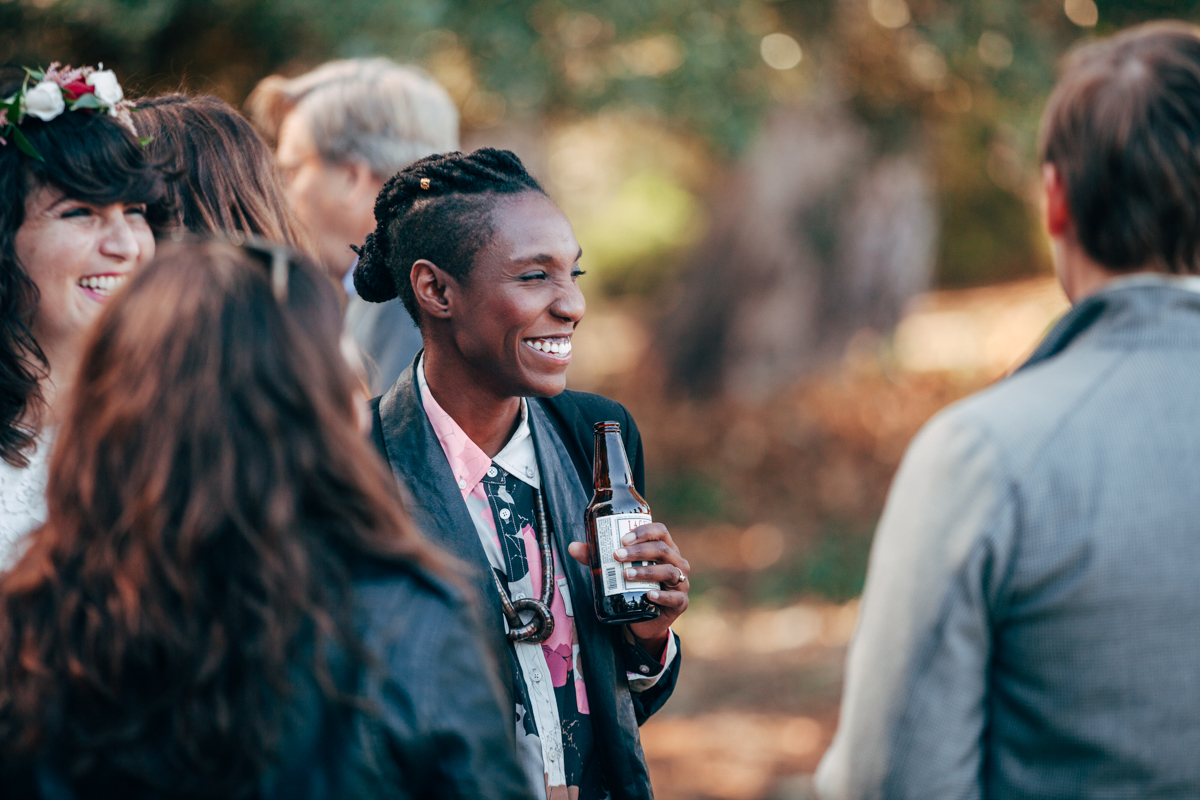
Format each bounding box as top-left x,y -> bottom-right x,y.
0,439 -> 49,570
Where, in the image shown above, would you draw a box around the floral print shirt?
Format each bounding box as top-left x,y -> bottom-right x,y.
417,361 -> 676,800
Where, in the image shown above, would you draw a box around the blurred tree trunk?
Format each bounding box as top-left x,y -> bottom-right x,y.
660,101 -> 937,400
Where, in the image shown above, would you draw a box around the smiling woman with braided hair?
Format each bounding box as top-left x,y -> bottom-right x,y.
355,147 -> 690,800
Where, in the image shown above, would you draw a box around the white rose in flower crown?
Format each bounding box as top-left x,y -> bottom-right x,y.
86,69 -> 124,111
25,81 -> 66,122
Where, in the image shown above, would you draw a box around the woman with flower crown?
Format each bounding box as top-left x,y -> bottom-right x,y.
0,63 -> 165,565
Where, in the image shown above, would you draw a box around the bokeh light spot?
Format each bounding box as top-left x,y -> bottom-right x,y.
908,42 -> 948,89
1065,0 -> 1099,27
760,33 -> 803,70
978,31 -> 1014,69
869,0 -> 911,29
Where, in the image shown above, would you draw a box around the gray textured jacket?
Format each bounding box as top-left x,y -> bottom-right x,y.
817,277 -> 1200,799
345,294 -> 423,396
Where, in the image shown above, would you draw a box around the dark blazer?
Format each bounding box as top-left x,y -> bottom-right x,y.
10,560 -> 532,800
370,361 -> 680,800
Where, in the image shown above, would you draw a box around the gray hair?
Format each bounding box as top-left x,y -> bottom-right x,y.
248,58 -> 459,181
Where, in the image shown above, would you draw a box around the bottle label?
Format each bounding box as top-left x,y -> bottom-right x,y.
596,513 -> 658,597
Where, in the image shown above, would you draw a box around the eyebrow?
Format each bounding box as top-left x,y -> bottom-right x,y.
45,194 -> 73,211
514,248 -> 584,266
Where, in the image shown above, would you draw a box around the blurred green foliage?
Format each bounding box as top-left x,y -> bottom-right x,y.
573,171 -> 701,295
648,470 -> 731,524
2,0 -> 769,152
747,529 -> 873,604
5,0 -> 1200,290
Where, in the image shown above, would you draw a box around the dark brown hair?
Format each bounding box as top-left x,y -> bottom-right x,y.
0,239 -> 446,796
134,94 -> 316,258
0,68 -> 167,467
1040,22 -> 1200,273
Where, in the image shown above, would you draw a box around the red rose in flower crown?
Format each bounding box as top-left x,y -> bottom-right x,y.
61,80 -> 95,100
0,62 -> 139,162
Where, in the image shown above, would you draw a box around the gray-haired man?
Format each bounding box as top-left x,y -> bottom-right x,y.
249,58 -> 458,394
819,22 -> 1200,799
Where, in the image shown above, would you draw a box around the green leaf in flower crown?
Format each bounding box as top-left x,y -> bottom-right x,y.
69,93 -> 104,111
24,67 -> 45,81
11,127 -> 44,162
137,136 -> 154,147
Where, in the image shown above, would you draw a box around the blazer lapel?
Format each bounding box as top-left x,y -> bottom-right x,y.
377,365 -> 507,637
527,402 -> 596,631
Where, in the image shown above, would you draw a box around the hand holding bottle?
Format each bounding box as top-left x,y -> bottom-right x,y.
569,522 -> 690,654
568,523 -> 690,656
574,420 -> 690,658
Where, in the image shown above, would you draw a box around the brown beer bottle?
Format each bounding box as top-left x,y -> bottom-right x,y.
585,421 -> 660,624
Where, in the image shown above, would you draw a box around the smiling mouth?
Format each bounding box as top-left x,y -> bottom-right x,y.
524,336 -> 572,358
77,274 -> 128,298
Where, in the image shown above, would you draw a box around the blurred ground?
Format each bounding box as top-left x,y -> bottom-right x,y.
567,276 -> 1069,800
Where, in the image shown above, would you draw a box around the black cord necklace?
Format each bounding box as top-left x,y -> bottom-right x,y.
493,486 -> 556,643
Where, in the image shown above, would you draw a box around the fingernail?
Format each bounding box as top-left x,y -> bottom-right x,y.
615,548 -> 628,559
648,591 -> 660,600
622,532 -> 637,544
625,567 -> 637,579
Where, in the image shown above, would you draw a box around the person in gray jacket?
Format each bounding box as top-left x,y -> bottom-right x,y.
248,59 -> 457,394
818,22 -> 1200,800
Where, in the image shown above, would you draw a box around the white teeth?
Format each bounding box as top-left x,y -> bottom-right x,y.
526,338 -> 572,356
78,274 -> 126,296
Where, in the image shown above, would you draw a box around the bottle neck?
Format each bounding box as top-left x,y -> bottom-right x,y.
593,430 -> 634,492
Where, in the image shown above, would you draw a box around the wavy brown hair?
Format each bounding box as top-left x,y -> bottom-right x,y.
0,67 -> 167,467
0,239 -> 446,797
134,94 -> 316,258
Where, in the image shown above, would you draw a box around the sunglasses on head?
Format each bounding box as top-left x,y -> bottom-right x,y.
229,231 -> 296,302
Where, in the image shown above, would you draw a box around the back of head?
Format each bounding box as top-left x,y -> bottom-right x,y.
247,58 -> 459,181
134,94 -> 314,255
351,148 -> 545,323
0,66 -> 166,467
0,239 -> 442,796
1041,22 -> 1200,274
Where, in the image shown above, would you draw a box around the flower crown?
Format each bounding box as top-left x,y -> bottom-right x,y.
0,63 -> 140,162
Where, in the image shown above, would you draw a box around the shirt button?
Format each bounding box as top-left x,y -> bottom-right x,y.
639,665 -> 651,674
525,466 -> 535,478
532,669 -> 543,682
487,466 -> 498,478
548,750 -> 557,762
499,508 -> 511,520
457,478 -> 466,490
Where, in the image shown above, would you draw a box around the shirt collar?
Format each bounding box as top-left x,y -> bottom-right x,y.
416,357 -> 540,498
494,406 -> 540,489
1100,271 -> 1200,296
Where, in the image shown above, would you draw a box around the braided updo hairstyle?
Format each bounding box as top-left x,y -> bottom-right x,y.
352,148 -> 545,323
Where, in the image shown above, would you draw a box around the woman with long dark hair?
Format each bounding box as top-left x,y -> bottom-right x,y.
0,239 -> 532,800
355,148 -> 691,800
0,64 -> 164,562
